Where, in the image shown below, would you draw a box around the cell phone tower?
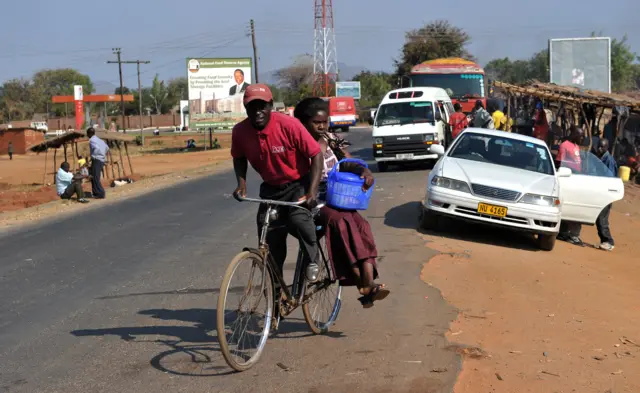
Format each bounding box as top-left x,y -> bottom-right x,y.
312,0 -> 338,98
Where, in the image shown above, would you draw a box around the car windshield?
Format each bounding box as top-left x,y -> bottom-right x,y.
410,74 -> 485,98
449,132 -> 554,175
375,101 -> 434,127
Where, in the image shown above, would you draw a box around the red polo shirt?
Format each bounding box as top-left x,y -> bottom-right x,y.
231,112 -> 321,186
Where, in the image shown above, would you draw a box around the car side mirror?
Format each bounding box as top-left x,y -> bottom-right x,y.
430,144 -> 445,156
368,117 -> 374,126
557,167 -> 572,177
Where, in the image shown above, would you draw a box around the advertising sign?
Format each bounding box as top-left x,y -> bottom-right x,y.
186,57 -> 253,130
73,85 -> 84,130
549,37 -> 611,93
336,81 -> 361,99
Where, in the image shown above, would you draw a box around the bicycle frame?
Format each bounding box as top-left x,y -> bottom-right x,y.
236,195 -> 334,316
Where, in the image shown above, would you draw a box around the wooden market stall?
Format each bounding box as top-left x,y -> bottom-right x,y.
493,80 -> 640,152
30,129 -> 136,185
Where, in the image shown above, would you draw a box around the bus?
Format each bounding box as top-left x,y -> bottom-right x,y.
409,58 -> 487,115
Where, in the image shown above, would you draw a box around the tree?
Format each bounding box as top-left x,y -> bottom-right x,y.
485,50 -> 549,84
167,77 -> 188,104
0,78 -> 36,121
30,68 -> 94,113
149,74 -> 168,114
610,35 -> 638,92
394,20 -> 474,78
352,71 -> 393,108
274,55 -> 314,105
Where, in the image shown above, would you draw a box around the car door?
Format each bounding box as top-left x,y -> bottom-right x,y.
435,102 -> 447,145
558,151 -> 625,224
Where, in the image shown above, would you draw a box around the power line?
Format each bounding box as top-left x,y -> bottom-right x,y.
107,49 -> 150,132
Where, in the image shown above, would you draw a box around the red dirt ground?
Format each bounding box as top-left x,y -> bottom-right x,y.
0,134 -> 232,213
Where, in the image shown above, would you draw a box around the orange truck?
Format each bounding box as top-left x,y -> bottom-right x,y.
410,58 -> 487,114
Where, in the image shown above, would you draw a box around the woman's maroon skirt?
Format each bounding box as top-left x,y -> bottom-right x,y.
318,206 -> 378,287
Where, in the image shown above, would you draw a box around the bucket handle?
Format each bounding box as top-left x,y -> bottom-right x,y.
330,158 -> 368,174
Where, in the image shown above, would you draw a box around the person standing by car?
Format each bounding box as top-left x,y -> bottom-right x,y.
449,103 -> 469,140
231,84 -> 324,281
471,100 -> 494,129
594,138 -> 617,251
87,127 -> 108,199
556,126 -> 584,245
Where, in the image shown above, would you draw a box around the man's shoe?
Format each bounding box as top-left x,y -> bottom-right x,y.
599,242 -> 614,251
77,198 -> 90,204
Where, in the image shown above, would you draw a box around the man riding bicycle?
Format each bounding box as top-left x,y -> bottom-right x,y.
231,84 -> 324,282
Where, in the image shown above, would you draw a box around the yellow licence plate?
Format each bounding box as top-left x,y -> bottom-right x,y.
477,203 -> 508,218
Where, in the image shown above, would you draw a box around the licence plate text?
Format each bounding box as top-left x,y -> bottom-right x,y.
477,203 -> 507,218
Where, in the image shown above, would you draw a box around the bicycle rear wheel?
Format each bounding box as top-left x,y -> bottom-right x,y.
216,251 -> 274,372
302,236 -> 342,334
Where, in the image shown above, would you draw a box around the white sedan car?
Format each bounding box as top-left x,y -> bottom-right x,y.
420,128 -> 624,251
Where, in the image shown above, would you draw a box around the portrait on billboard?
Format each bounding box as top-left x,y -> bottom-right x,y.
229,69 -> 250,96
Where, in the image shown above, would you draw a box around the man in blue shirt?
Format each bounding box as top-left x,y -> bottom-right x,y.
55,162 -> 89,203
595,139 -> 617,251
87,128 -> 109,199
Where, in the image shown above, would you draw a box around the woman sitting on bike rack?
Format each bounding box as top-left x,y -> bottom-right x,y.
294,97 -> 390,308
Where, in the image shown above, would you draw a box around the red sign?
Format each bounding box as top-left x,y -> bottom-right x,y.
75,100 -> 84,130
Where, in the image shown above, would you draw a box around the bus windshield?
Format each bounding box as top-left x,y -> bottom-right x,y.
375,101 -> 434,127
410,73 -> 485,99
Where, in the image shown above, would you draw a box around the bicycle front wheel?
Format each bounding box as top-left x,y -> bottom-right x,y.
302,236 -> 342,334
216,251 -> 274,372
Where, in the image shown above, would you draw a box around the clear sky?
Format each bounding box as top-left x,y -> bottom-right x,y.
1,0 -> 638,89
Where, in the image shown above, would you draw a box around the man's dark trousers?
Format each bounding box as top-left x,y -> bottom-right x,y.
256,176 -> 318,274
91,160 -> 105,198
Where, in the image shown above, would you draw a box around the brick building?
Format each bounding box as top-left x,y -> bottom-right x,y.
0,128 -> 45,155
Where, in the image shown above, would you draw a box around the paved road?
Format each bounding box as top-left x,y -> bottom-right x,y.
0,127 -> 460,393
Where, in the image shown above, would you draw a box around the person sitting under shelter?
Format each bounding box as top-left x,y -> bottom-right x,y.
56,162 -> 90,203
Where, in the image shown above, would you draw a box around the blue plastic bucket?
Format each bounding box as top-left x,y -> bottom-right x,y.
326,158 -> 374,210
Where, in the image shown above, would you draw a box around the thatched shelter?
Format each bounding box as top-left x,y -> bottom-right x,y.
30,129 -> 136,185
493,80 -> 640,152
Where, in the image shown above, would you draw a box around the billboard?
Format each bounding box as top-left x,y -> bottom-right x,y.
549,37 -> 611,93
187,57 -> 253,130
336,81 -> 361,99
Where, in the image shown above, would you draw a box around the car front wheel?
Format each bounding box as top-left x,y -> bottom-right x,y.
537,233 -> 556,251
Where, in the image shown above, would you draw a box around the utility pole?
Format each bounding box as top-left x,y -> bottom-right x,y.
250,19 -> 259,83
107,48 -> 126,132
107,50 -> 150,135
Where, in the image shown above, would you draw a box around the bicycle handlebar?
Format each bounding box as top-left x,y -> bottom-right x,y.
234,194 -> 325,209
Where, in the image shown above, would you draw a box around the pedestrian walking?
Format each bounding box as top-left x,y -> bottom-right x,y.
595,138 -> 617,251
87,128 -> 108,199
7,141 -> 13,160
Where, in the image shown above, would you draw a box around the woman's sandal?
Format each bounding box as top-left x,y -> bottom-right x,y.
358,284 -> 390,309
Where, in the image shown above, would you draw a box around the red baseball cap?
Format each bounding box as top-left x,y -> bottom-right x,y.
243,84 -> 273,105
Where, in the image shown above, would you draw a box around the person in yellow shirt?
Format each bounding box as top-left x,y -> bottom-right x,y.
491,104 -> 513,132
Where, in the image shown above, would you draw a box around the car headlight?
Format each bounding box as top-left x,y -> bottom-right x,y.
430,176 -> 471,193
423,134 -> 434,142
374,137 -> 383,144
520,193 -> 559,207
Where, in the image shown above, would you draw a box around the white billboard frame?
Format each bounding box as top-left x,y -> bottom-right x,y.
549,37 -> 611,93
336,81 -> 361,99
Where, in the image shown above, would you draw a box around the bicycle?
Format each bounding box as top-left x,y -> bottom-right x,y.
216,195 -> 343,372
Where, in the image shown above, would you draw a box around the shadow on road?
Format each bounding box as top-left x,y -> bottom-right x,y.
72,296 -> 346,376
96,287 -> 219,300
385,202 -> 540,251
384,201 -> 421,230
